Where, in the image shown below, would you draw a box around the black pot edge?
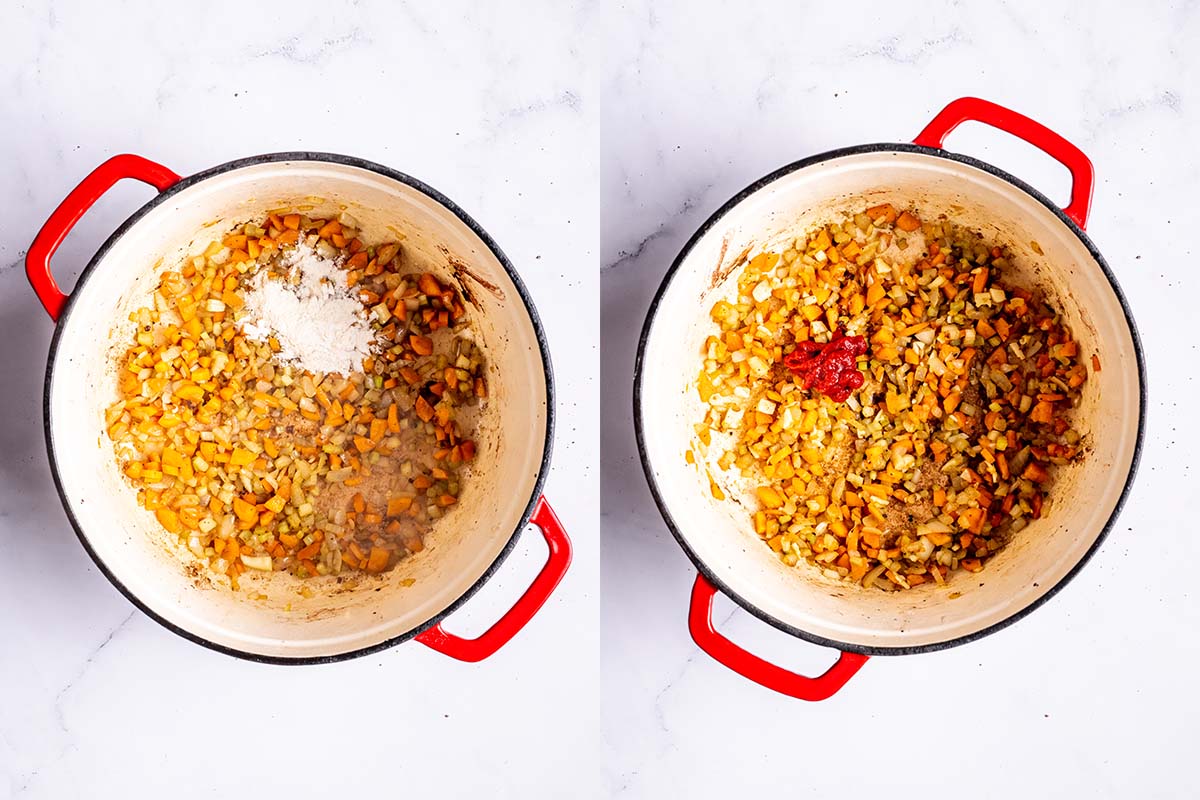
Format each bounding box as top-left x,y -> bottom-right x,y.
633,141 -> 1147,658
41,151 -> 557,666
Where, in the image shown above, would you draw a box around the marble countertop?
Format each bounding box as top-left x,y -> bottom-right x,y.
602,2 -> 1198,798
4,0 -> 1199,797
0,2 -> 596,798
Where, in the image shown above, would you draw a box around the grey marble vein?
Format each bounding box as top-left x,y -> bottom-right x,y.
255,28 -> 370,66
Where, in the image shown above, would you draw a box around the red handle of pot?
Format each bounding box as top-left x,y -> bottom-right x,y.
417,496 -> 571,662
914,97 -> 1094,230
26,154 -> 182,321
688,574 -> 867,700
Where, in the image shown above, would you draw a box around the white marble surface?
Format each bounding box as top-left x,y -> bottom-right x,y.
602,2 -> 1199,798
0,2 -> 597,798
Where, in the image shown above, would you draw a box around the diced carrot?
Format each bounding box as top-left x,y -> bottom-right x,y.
1091,354 -> 1102,372
156,507 -> 181,533
895,211 -> 921,232
972,268 -> 989,294
415,396 -> 435,423
232,497 -> 258,523
229,447 -> 255,467
409,335 -> 434,356
282,214 -> 300,230
866,281 -> 887,306
1023,462 -> 1050,483
1030,401 -> 1055,424
387,496 -> 413,516
865,203 -> 897,224
418,273 -> 442,296
296,540 -> 321,561
958,507 -> 986,535
366,547 -> 390,573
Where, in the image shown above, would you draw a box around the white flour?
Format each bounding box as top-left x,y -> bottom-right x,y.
238,241 -> 376,376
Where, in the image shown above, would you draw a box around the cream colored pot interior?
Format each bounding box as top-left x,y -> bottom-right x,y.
640,150 -> 1140,651
50,158 -> 548,659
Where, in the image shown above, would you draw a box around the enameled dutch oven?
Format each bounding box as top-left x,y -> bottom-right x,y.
28,152 -> 570,664
635,98 -> 1144,699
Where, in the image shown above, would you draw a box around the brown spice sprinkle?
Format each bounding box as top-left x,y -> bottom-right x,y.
105,213 -> 486,587
696,204 -> 1091,591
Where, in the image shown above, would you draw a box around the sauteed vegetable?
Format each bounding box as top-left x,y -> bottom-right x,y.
104,213 -> 485,587
694,204 -> 1091,590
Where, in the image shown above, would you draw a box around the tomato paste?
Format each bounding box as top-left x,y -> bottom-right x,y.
782,330 -> 867,402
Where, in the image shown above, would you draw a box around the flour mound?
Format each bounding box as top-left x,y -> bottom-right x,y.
238,242 -> 376,376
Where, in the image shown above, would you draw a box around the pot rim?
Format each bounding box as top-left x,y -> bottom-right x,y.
634,141 -> 1146,656
43,151 -> 556,665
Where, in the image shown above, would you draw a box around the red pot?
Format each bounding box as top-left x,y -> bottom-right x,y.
636,98 -> 1145,699
29,152 -> 571,663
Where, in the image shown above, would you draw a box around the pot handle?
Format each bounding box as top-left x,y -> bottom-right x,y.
26,154 -> 182,321
416,496 -> 572,662
688,574 -> 868,700
913,97 -> 1094,230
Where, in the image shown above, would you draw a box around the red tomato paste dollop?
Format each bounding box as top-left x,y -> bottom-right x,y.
782,330 -> 867,402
